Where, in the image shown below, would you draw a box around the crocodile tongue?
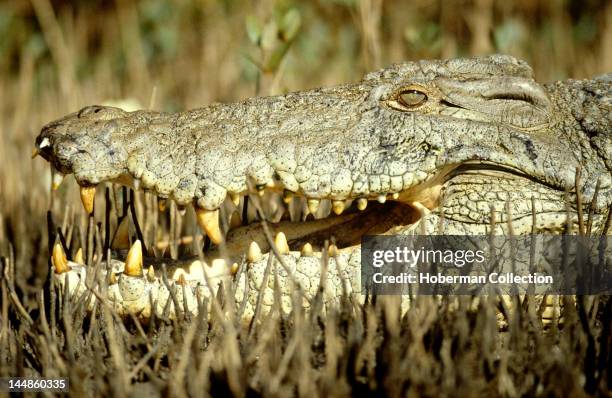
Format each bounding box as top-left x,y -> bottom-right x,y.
206,201 -> 420,259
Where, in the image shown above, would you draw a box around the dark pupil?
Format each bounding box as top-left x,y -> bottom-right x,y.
400,90 -> 426,106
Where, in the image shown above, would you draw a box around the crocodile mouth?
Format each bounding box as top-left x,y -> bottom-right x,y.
163,168 -> 455,261
43,153 -> 568,266
207,167 -> 468,260
49,159 -> 550,263
39,141 -> 569,265
212,160 -> 549,258
210,199 -> 422,260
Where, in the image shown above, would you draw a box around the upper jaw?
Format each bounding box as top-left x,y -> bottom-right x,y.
33,111 -> 561,242
36,116 -> 450,248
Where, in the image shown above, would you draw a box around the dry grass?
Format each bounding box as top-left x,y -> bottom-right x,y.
0,0 -> 610,396
2,273 -> 611,396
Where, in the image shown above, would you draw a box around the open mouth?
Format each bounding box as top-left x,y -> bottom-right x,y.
40,161 -> 445,319
34,135 -> 599,322
122,162 -> 464,264
210,161 -> 552,259
43,158 -> 558,265
36,119 -> 585,277
212,198 -> 422,261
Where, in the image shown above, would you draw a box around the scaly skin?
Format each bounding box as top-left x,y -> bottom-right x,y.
36,55 -> 611,320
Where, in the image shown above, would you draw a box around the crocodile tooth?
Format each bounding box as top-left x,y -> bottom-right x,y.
177,205 -> 187,216
392,192 -> 400,200
301,243 -> 313,256
147,265 -> 156,281
158,198 -> 167,212
188,261 -> 206,281
230,262 -> 239,274
133,178 -> 141,190
74,248 -> 84,264
52,242 -> 69,274
328,244 -> 338,256
247,241 -> 263,262
124,240 -> 143,276
282,189 -> 294,204
332,200 -> 345,215
173,268 -> 187,281
209,258 -> 228,278
307,199 -> 320,214
79,186 -> 96,214
274,232 -> 290,255
377,195 -> 387,204
211,258 -> 227,269
109,272 -> 118,284
177,274 -> 187,286
229,192 -> 240,206
111,217 -> 130,250
229,211 -> 242,230
356,198 -> 368,211
51,166 -> 65,191
195,208 -> 224,244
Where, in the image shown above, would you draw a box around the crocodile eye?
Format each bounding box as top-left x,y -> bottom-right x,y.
398,90 -> 427,108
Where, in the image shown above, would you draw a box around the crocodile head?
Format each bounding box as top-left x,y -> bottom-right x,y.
36,55 -> 610,235
34,55 -> 611,318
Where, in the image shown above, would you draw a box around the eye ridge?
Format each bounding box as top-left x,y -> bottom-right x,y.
398,89 -> 427,108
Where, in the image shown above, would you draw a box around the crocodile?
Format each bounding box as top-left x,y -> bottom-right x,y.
33,55 -> 611,320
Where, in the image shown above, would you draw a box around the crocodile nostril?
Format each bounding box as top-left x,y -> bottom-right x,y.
35,135 -> 50,149
34,135 -> 53,160
78,105 -> 104,118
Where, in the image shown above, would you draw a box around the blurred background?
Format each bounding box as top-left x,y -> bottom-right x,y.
0,0 -> 610,290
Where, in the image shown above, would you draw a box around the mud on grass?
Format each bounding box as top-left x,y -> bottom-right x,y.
1,210 -> 611,397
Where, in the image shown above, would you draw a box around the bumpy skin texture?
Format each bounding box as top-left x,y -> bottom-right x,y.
37,55 -> 611,319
